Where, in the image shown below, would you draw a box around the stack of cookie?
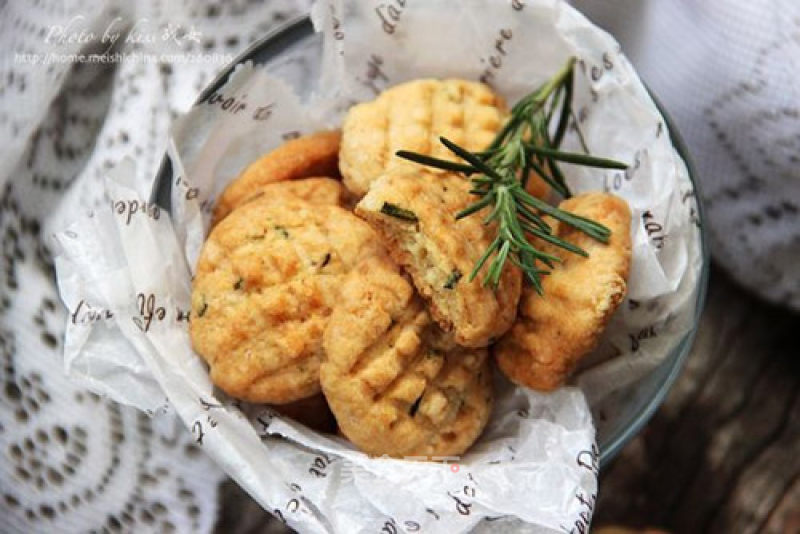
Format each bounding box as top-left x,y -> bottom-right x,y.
189,79 -> 631,458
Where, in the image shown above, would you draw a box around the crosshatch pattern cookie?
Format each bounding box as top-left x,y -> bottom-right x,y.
212,130 -> 342,225
339,79 -> 508,198
494,192 -> 633,391
190,195 -> 383,404
355,170 -> 522,347
321,255 -> 493,458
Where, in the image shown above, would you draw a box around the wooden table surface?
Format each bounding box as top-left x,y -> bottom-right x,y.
215,265 -> 800,533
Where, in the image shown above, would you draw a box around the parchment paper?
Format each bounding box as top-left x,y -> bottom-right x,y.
53,1 -> 703,532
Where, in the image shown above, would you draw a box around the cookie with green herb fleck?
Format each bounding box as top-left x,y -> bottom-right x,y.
321,254 -> 492,458
190,195 -> 384,404
494,192 -> 632,391
355,170 -> 522,347
339,79 -> 507,198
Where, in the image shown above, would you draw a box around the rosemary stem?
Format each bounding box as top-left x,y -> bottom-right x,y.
395,57 -> 626,290
536,57 -> 576,104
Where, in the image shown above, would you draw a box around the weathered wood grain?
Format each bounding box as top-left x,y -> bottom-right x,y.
762,476 -> 800,533
594,266 -> 800,533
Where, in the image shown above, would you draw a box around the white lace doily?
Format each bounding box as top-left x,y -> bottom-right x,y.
0,0 -> 310,532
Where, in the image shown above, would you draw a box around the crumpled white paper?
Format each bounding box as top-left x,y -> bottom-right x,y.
53,1 -> 703,532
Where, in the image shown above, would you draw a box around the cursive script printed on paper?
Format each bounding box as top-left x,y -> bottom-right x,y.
375,1 -> 406,35
480,28 -> 514,87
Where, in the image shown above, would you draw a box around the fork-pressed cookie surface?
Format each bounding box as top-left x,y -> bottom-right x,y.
339,79 -> 508,198
190,195 -> 382,404
494,192 -> 632,391
321,254 -> 493,458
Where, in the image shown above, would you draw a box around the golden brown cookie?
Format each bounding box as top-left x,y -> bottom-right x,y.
190,195 -> 382,404
355,170 -> 521,348
321,254 -> 493,458
213,130 -> 342,225
226,177 -> 345,214
494,192 -> 632,391
339,79 -> 507,198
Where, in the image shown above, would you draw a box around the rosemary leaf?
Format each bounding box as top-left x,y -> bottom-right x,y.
485,240 -> 511,287
523,223 -> 588,257
468,235 -> 501,282
524,143 -> 628,169
552,67 -> 573,148
440,136 -> 504,181
469,187 -> 490,196
380,202 -> 418,222
526,157 -> 570,198
443,269 -> 463,289
396,57 -> 625,291
395,151 -> 477,174
456,193 -> 495,219
546,156 -> 570,198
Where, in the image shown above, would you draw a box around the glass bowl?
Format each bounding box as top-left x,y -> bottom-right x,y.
152,15 -> 710,468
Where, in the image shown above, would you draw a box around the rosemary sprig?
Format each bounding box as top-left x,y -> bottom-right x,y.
395,57 -> 628,292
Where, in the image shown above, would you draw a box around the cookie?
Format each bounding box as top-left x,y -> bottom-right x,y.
355,170 -> 522,347
228,177 -> 345,213
321,254 -> 493,458
190,195 -> 382,404
494,192 -> 632,391
339,79 -> 507,198
212,130 -> 342,225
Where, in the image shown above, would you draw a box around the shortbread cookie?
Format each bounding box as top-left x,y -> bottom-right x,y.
356,170 -> 521,347
321,254 -> 493,458
494,192 -> 632,391
339,79 -> 507,197
231,177 -> 345,212
191,195 -> 382,404
213,130 -> 342,224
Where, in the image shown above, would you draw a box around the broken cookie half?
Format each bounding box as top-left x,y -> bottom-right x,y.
356,170 -> 522,348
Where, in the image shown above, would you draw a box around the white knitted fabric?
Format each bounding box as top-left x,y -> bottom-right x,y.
0,1 -> 310,532
573,0 -> 800,310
